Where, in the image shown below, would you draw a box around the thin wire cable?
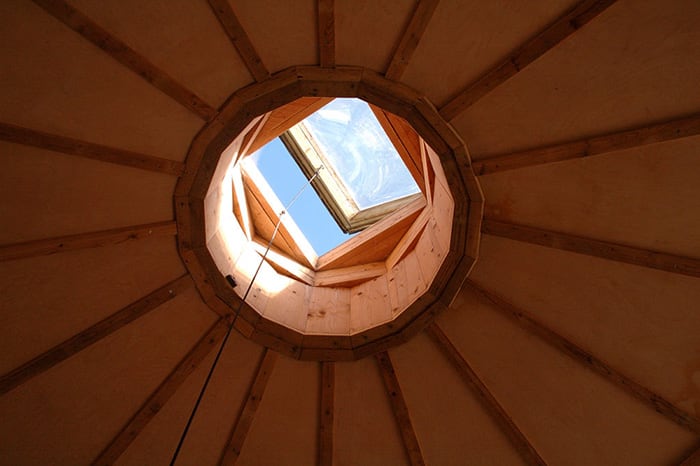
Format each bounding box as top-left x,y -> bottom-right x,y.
169,166 -> 322,465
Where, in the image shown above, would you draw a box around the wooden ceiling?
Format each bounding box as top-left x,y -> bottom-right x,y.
1,0 -> 699,465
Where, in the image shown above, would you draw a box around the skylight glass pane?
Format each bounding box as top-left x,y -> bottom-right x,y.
250,138 -> 355,255
303,98 -> 420,210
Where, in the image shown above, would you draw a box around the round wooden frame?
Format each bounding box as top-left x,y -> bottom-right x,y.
175,66 -> 483,360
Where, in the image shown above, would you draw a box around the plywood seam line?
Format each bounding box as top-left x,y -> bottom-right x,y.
91,318 -> 229,466
0,221 -> 178,262
318,361 -> 335,466
438,0 -> 619,121
317,0 -> 335,68
31,0 -> 217,121
482,218 -> 700,278
0,122 -> 186,176
426,323 -> 548,465
472,112 -> 700,175
0,274 -> 192,396
219,349 -> 278,465
385,0 -> 440,81
465,280 -> 700,434
375,351 -> 426,466
207,0 -> 271,82
170,167 -> 323,465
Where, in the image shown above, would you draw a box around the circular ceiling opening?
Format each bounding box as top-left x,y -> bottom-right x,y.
175,66 -> 483,360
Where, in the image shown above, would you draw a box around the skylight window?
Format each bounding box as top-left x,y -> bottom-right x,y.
281,98 -> 422,233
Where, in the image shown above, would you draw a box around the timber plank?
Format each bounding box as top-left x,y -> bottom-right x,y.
317,0 -> 335,67
385,0 -> 440,81
318,361 -> 335,466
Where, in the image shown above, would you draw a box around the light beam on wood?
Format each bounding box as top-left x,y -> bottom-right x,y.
0,122 -> 185,176
482,219 -> 700,278
207,0 -> 270,82
318,361 -> 335,466
473,113 -> 700,174
439,0 -> 618,121
385,0 -> 440,81
220,349 -> 278,465
0,221 -> 177,262
317,0 -> 335,68
92,318 -> 229,466
32,0 -> 217,121
465,279 -> 700,434
375,351 -> 426,466
426,323 -> 547,465
0,274 -> 192,396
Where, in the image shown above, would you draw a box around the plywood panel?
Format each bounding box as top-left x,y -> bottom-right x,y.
481,136 -> 700,258
0,289 -> 216,466
69,0 -> 250,107
471,234 -> 700,422
0,142 -> 174,243
437,284 -> 698,465
117,331 -> 264,466
335,356 -> 409,466
0,2 -> 203,161
231,0 -> 316,74
236,356 -> 319,466
452,0 -> 700,157
402,0 -> 578,105
336,0 -> 415,72
390,332 -> 527,466
0,236 -> 184,374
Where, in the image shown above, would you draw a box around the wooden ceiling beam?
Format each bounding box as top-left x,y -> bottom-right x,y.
473,113 -> 700,175
439,0 -> 618,121
92,318 -> 229,465
465,279 -> 700,434
0,122 -> 185,176
220,349 -> 278,465
318,361 -> 335,466
375,351 -> 426,466
385,0 -> 440,81
427,323 -> 547,465
317,0 -> 335,68
679,444 -> 700,466
0,274 -> 192,396
0,221 -> 177,262
207,0 -> 270,82
32,0 -> 217,121
482,218 -> 700,278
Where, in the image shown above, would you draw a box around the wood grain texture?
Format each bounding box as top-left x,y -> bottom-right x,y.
427,323 -> 547,465
219,349 -> 279,465
439,0 -> 618,120
0,122 -> 185,175
32,0 -> 217,120
465,279 -> 700,434
92,318 -> 229,466
0,221 -> 177,262
207,0 -> 270,82
318,361 -> 335,466
0,274 -> 192,395
375,351 -> 426,466
482,218 -> 700,278
385,0 -> 440,81
317,0 -> 335,67
473,113 -> 700,174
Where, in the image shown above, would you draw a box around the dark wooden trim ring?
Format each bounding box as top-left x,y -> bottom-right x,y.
175,65 -> 483,360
